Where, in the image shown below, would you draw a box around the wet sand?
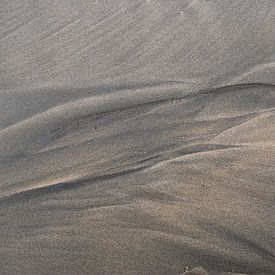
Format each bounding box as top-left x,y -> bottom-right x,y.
0,1 -> 275,274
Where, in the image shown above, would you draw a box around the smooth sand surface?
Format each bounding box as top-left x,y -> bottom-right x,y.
0,1 -> 275,274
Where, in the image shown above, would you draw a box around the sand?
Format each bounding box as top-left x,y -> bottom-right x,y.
0,1 -> 275,274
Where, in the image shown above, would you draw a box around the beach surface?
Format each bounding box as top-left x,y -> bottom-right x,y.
0,1 -> 275,274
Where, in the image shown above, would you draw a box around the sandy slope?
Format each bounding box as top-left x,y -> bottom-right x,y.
0,1 -> 275,274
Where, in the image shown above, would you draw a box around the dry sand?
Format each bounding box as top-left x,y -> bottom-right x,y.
0,1 -> 275,274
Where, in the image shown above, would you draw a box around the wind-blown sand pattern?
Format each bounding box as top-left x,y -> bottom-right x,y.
0,1 -> 275,274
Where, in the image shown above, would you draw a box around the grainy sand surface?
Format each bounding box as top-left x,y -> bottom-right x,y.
0,1 -> 275,274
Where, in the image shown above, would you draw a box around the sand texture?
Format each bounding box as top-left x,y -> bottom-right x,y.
0,1 -> 275,274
